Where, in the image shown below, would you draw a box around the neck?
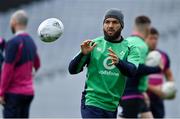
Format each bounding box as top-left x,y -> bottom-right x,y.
133,26 -> 147,39
104,35 -> 123,43
15,27 -> 26,34
150,48 -> 156,51
114,35 -> 121,41
15,25 -> 26,32
132,31 -> 145,40
15,29 -> 26,36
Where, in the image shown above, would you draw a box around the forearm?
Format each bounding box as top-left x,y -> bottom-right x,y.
68,52 -> 90,74
165,68 -> 174,81
115,59 -> 137,77
148,85 -> 165,98
137,64 -> 161,76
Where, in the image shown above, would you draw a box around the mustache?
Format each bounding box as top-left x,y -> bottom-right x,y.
103,28 -> 121,41
107,28 -> 115,31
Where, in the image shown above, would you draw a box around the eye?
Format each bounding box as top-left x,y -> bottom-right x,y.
105,20 -> 110,24
112,20 -> 119,24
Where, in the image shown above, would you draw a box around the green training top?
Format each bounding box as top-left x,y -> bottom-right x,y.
126,36 -> 149,92
76,36 -> 140,111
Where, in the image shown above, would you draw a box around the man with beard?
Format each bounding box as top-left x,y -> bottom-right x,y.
69,8 -> 140,118
0,10 -> 40,118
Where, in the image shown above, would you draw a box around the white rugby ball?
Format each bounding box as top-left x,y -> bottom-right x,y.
38,18 -> 64,42
162,81 -> 176,99
145,50 -> 161,67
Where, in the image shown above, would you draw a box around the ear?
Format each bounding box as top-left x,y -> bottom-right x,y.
119,24 -> 123,31
10,18 -> 17,27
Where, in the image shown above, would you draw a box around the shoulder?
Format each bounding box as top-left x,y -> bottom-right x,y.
92,36 -> 104,42
6,36 -> 21,48
125,36 -> 140,42
127,36 -> 148,50
126,36 -> 139,46
157,49 -> 170,61
157,49 -> 168,55
126,36 -> 138,48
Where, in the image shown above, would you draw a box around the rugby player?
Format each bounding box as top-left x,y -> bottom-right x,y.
69,8 -> 140,118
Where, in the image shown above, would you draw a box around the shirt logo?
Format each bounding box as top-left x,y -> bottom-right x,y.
103,57 -> 115,70
96,47 -> 102,52
120,51 -> 125,57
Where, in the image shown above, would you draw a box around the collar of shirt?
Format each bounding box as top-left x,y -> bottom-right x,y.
15,30 -> 27,36
131,31 -> 145,40
132,31 -> 144,38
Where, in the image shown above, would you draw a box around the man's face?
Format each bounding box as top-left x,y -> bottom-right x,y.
103,18 -> 122,41
146,34 -> 159,50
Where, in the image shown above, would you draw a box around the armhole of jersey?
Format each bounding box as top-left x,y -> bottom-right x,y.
163,53 -> 170,70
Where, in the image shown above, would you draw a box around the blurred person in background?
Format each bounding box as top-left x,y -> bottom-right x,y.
146,27 -> 175,118
120,16 -> 163,118
69,8 -> 140,118
0,37 -> 6,75
0,10 -> 40,118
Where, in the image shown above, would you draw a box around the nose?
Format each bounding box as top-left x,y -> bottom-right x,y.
108,22 -> 113,28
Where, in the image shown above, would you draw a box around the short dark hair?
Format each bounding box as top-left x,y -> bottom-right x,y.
135,15 -> 151,25
150,27 -> 159,35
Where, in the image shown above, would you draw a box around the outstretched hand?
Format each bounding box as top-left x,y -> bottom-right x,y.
81,40 -> 96,55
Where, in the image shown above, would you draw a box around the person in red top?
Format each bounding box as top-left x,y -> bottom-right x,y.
0,10 -> 40,118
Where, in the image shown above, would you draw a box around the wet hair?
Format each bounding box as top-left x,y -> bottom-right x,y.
150,27 -> 159,35
135,15 -> 151,25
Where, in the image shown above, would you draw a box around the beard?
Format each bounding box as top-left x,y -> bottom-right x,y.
104,28 -> 121,42
11,26 -> 15,34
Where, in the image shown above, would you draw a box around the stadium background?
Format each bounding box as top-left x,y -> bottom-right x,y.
0,0 -> 180,118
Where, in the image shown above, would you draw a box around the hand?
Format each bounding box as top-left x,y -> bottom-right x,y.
108,48 -> 119,65
0,96 -> 5,105
81,40 -> 96,55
